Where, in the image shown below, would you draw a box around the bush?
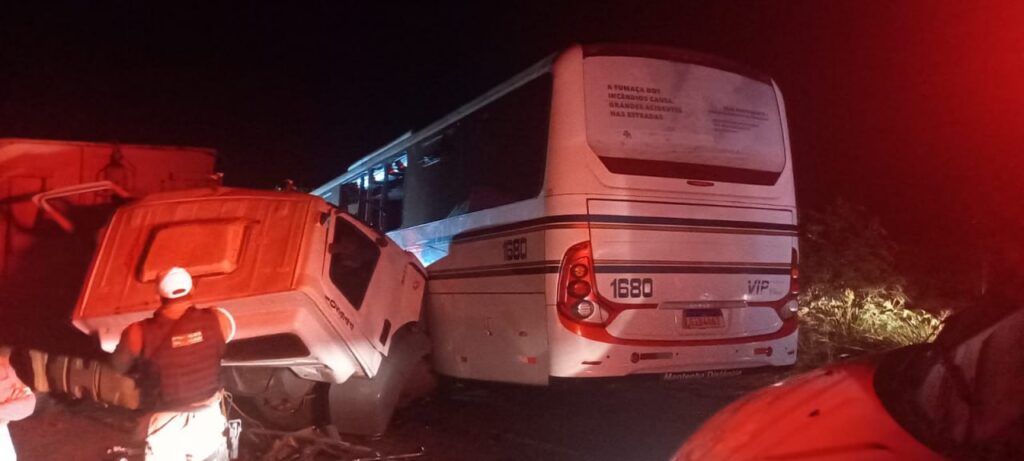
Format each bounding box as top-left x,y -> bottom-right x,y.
797,199 -> 946,367
798,285 -> 945,367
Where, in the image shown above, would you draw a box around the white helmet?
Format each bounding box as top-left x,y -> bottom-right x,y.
157,267 -> 193,299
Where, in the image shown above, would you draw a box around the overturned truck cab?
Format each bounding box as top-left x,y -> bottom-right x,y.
72,187 -> 430,435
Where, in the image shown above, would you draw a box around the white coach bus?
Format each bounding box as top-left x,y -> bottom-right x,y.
313,43 -> 800,384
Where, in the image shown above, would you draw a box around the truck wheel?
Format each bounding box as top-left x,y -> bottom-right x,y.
228,368 -> 321,430
398,349 -> 437,407
327,324 -> 433,436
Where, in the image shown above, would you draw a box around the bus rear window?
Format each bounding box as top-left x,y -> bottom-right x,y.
583,55 -> 786,185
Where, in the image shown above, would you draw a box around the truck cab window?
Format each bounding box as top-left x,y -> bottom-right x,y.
328,217 -> 381,309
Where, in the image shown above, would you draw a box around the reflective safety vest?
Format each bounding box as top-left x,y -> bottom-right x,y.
139,307 -> 225,411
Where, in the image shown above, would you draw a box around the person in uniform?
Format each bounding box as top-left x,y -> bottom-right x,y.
111,267 -> 236,461
0,347 -> 35,461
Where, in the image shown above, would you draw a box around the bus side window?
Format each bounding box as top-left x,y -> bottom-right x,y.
337,162 -> 406,232
364,165 -> 385,229
380,158 -> 406,232
399,75 -> 550,228
364,157 -> 407,232
460,75 -> 551,212
403,127 -> 466,227
339,181 -> 362,216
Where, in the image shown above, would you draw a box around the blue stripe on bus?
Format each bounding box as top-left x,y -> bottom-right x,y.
594,265 -> 791,275
429,264 -> 789,280
451,214 -> 797,241
430,265 -> 560,280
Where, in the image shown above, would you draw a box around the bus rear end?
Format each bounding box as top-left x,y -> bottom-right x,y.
546,44 -> 799,377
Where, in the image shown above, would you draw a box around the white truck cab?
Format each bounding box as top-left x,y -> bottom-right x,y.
73,187 -> 429,435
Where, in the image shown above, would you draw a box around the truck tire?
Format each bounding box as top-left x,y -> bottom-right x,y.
225,367 -> 320,430
327,324 -> 433,436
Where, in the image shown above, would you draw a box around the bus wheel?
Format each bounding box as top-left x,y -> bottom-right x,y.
327,324 -> 433,436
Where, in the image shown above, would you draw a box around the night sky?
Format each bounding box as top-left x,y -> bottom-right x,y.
2,1 -> 1022,288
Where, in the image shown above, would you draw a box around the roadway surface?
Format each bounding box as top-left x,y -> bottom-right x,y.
12,369 -> 792,460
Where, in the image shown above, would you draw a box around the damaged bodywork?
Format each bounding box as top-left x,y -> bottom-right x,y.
73,187 -> 430,435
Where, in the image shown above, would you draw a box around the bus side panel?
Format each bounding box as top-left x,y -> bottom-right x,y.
390,198 -> 551,384
427,291 -> 549,385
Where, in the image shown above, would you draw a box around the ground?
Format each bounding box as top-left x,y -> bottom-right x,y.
10,369 -> 792,461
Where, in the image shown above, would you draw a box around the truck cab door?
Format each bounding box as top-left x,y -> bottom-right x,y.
320,214 -> 387,376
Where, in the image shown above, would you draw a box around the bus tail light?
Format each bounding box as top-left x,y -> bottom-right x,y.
572,300 -> 596,318
789,248 -> 800,295
558,241 -> 607,324
777,248 -> 800,320
779,299 -> 799,320
567,280 -> 591,298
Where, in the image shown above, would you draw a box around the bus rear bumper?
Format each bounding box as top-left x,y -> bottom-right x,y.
548,327 -> 798,378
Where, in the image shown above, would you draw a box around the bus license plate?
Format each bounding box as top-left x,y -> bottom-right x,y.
683,309 -> 724,329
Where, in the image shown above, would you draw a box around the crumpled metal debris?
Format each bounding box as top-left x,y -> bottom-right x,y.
351,447 -> 426,461
250,426 -> 425,461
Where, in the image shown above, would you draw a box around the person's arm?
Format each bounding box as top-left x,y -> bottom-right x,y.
109,323 -> 143,374
214,307 -> 236,343
0,362 -> 35,422
0,388 -> 35,422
